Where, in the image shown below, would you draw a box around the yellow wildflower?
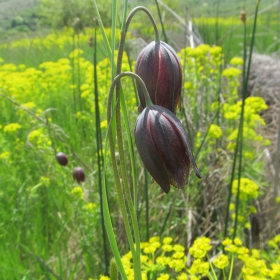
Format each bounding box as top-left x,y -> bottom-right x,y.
189,259 -> 209,275
71,186 -> 84,200
149,236 -> 160,243
213,254 -> 229,269
173,244 -> 185,252
176,273 -> 187,280
163,237 -> 173,244
208,124 -> 223,139
83,202 -> 97,213
172,252 -> 185,259
162,244 -> 173,252
230,57 -> 244,66
232,178 -> 259,200
156,273 -> 170,280
3,123 -> 22,133
156,256 -> 171,266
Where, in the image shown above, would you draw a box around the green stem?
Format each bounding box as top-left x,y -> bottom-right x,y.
116,5 -> 159,216
107,79 -> 136,258
207,254 -> 218,280
113,72 -> 152,107
111,0 -> 117,78
234,1 -> 260,238
121,0 -> 128,33
144,168 -> 150,241
107,72 -> 152,280
93,25 -> 109,274
195,108 -> 220,158
125,6 -> 160,43
228,253 -> 235,280
102,109 -> 128,280
92,0 -> 112,60
154,0 -> 168,43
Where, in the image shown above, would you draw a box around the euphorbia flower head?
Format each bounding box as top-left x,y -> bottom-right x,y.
135,41 -> 182,114
134,105 -> 201,193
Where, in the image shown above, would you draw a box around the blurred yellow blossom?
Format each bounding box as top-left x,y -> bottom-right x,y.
163,237 -> 173,244
156,273 -> 170,280
222,67 -> 241,78
83,202 -> 97,213
189,259 -> 209,275
162,244 -> 173,252
71,186 -> 84,200
39,176 -> 50,187
213,254 -> 229,269
173,244 -> 185,252
99,276 -> 109,280
208,124 -> 223,139
3,123 -> 22,133
232,178 -> 259,200
230,57 -> 244,66
0,151 -> 10,159
189,237 -> 211,259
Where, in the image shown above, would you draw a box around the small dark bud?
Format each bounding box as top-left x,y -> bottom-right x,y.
56,152 -> 68,166
88,35 -> 93,47
73,167 -> 85,183
240,11 -> 246,25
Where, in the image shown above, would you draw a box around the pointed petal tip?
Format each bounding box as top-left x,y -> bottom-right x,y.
193,166 -> 202,179
157,180 -> 170,194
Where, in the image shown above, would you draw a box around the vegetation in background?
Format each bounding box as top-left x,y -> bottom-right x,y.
0,0 -> 279,279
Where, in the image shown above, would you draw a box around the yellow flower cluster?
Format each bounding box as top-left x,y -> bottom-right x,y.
189,237 -> 212,259
28,128 -> 52,150
3,122 -> 22,133
121,236 -> 187,279
222,67 -> 242,78
229,57 -> 244,66
82,202 -> 97,213
224,96 -> 270,151
96,234 -> 280,280
0,27 -> 116,52
232,178 -> 259,201
208,124 -> 223,139
70,186 -> 84,200
213,254 -> 229,269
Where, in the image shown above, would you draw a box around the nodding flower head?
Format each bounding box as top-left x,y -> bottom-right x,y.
135,41 -> 182,114
73,167 -> 85,183
56,152 -> 68,166
134,105 -> 201,193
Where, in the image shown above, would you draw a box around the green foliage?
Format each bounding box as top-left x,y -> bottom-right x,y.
38,0 -> 112,28
0,18 -> 278,279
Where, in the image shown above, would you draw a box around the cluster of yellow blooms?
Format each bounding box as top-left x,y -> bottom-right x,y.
93,235 -> 280,280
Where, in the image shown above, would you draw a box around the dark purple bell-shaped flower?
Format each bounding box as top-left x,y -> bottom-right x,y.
135,41 -> 182,114
134,105 -> 201,193
56,152 -> 68,166
73,167 -> 85,183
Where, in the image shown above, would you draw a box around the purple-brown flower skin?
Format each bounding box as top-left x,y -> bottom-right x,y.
56,152 -> 68,166
134,105 -> 201,193
73,167 -> 85,183
135,41 -> 182,114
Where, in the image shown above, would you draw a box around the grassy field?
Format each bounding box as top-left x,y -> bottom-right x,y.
0,0 -> 280,279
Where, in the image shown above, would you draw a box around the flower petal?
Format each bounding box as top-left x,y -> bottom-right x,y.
135,108 -> 171,193
150,108 -> 190,189
155,105 -> 202,179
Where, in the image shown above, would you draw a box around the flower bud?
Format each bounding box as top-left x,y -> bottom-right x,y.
73,167 -> 85,183
134,105 -> 201,193
135,41 -> 182,114
56,152 -> 68,166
